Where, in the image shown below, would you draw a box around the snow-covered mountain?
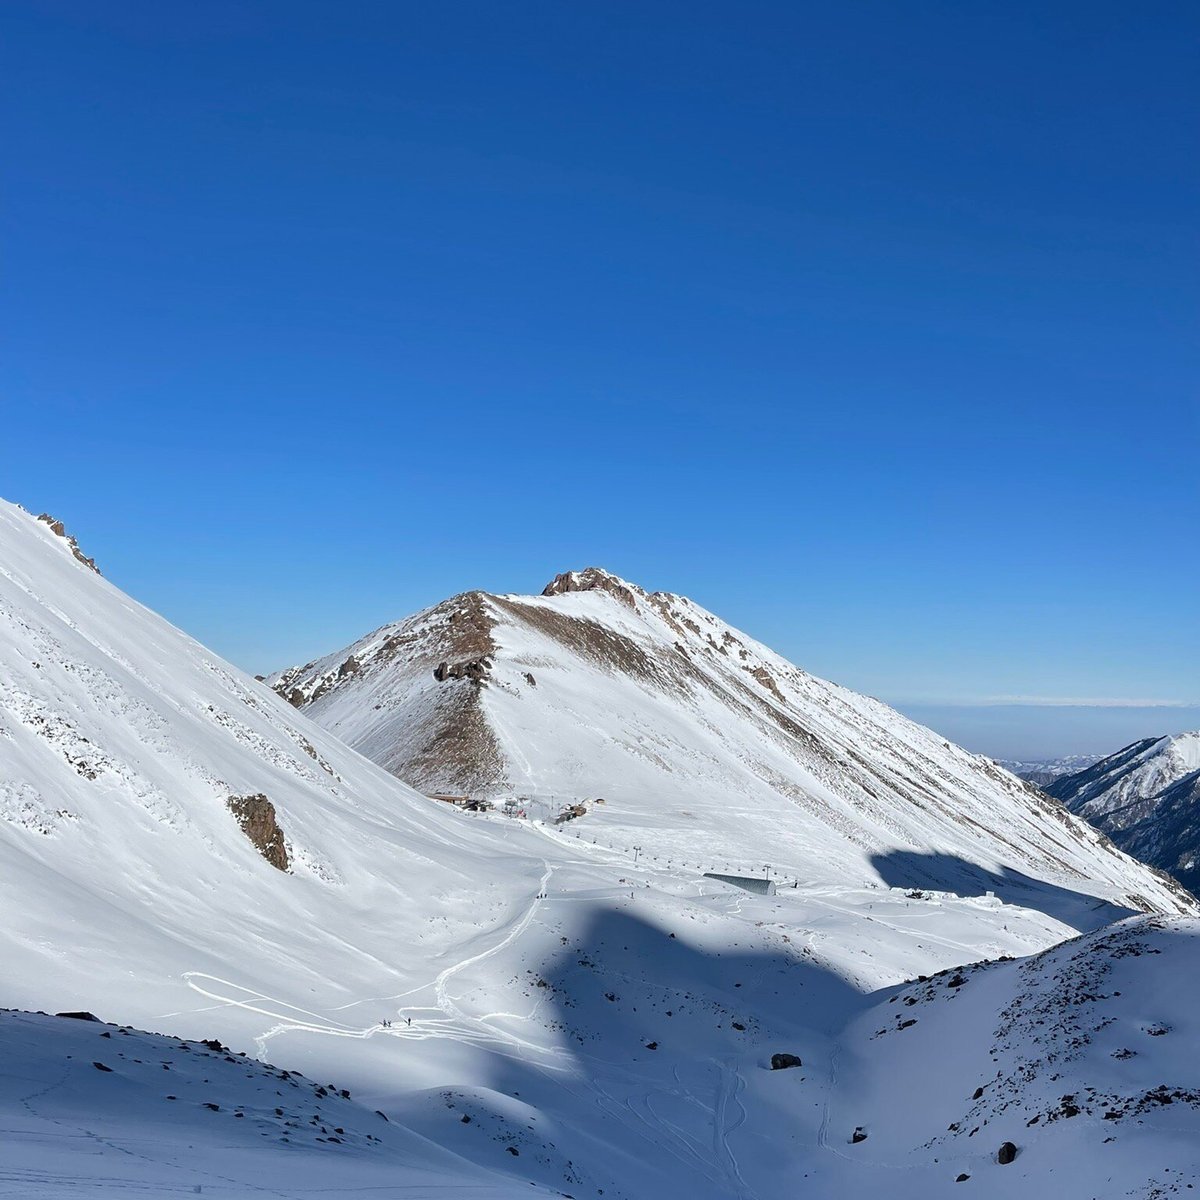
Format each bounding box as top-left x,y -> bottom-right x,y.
270,566 -> 1193,916
996,753 -> 1103,788
1047,733 -> 1200,894
4,505 -> 1199,1198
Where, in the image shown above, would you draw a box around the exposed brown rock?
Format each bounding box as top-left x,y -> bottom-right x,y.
492,597 -> 672,688
542,567 -> 642,608
227,794 -> 290,872
750,665 -> 786,703
37,513 -> 100,573
433,657 -> 492,685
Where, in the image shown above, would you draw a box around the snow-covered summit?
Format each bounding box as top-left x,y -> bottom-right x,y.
1048,732 -> 1200,893
270,566 -> 1195,917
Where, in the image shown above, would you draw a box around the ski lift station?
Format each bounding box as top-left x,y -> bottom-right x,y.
703,872 -> 776,896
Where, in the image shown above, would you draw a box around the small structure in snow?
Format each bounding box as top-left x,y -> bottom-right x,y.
703,872 -> 776,896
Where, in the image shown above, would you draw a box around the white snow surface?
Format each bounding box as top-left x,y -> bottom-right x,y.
3,509 -> 1199,1197
271,566 -> 1193,919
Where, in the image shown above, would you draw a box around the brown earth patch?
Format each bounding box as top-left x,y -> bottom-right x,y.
494,597 -> 674,690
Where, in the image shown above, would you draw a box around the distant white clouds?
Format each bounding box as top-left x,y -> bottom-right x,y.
978,696 -> 1199,709
892,695 -> 1199,709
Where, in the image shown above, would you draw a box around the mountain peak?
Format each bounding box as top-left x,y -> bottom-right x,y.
541,567 -> 645,607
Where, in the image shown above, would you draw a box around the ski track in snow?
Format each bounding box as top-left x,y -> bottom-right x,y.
179,860 -> 566,1069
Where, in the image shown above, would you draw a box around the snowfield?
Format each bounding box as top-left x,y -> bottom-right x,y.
2,504 -> 1198,1197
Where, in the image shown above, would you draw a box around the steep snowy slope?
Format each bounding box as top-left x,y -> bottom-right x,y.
1048,733 -> 1200,894
271,566 -> 1193,919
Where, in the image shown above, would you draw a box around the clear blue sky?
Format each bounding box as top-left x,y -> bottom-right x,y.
3,2 -> 1197,758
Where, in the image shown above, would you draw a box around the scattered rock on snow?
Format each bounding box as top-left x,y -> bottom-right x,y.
226,794 -> 290,872
770,1053 -> 803,1070
997,1141 -> 1018,1164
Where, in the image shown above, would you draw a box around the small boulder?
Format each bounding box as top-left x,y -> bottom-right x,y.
956,1173 -> 970,1183
56,1011 -> 100,1022
997,1141 -> 1017,1165
851,1127 -> 867,1144
771,1053 -> 803,1070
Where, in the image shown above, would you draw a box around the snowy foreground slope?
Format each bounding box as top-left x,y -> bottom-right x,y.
3,505 -> 1199,1197
271,566 -> 1193,917
1,1010 -> 550,1198
1048,733 -> 1200,894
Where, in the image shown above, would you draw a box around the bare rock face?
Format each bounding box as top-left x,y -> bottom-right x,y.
36,513 -> 100,573
433,657 -> 492,686
542,567 -> 641,608
226,794 -> 290,872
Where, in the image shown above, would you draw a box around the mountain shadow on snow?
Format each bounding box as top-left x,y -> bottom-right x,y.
870,851 -> 1137,931
390,906 -> 868,1198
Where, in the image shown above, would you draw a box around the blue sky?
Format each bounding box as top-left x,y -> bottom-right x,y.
3,2 -> 1197,758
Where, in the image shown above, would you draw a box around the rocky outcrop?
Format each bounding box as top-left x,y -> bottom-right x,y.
542,567 -> 642,608
226,794 -> 290,872
36,513 -> 100,574
433,657 -> 492,685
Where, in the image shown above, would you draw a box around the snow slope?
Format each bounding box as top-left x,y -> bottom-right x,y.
270,566 -> 1193,919
814,914 -> 1200,1198
4,506 -> 1199,1198
0,1010 -> 551,1198
1048,733 -> 1200,894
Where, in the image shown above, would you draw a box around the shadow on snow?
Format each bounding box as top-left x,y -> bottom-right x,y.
869,849 -> 1136,932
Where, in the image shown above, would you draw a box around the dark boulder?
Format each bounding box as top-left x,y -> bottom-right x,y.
56,1011 -> 100,1022
997,1141 -> 1017,1165
851,1127 -> 867,1144
227,794 -> 290,872
770,1053 -> 802,1070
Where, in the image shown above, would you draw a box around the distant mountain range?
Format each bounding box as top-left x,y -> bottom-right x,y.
996,753 -> 1104,788
1046,733 -> 1200,894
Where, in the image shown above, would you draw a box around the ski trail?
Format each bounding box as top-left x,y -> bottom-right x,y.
713,1056 -> 753,1200
179,860 -> 561,1065
435,859 -> 553,1022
